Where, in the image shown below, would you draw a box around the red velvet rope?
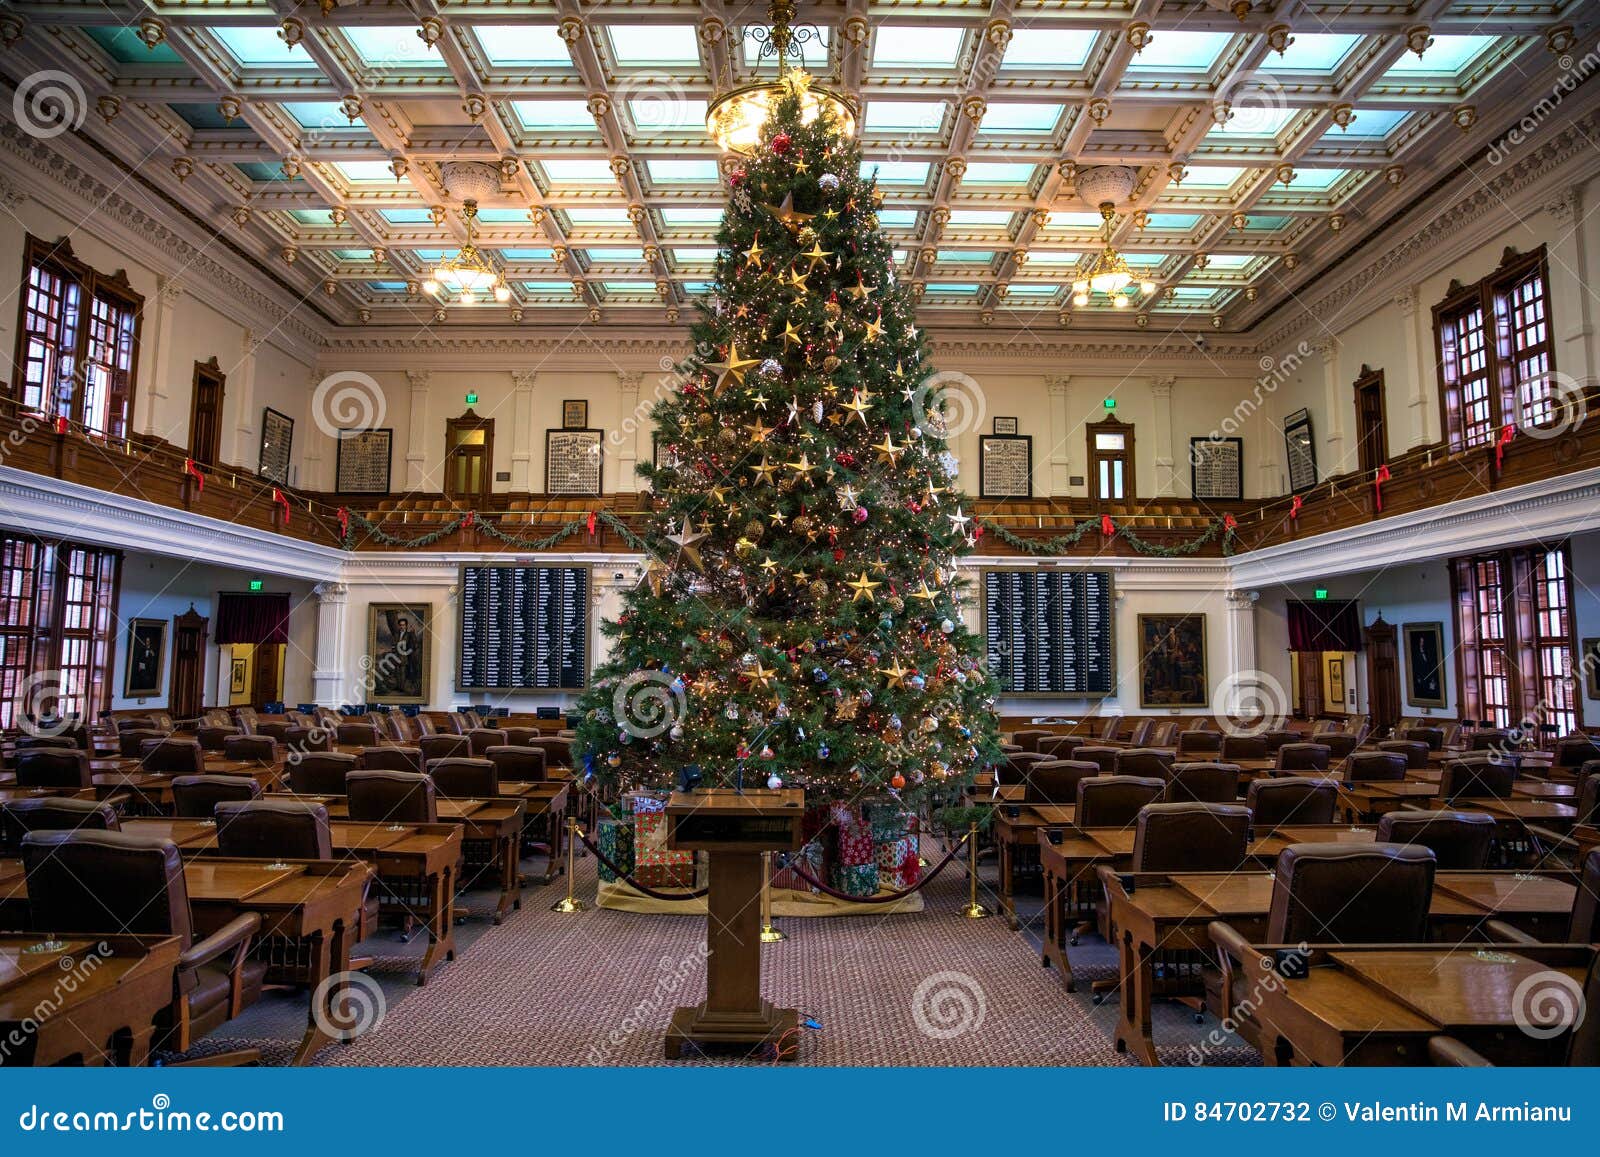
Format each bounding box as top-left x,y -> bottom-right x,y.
577,828 -> 710,901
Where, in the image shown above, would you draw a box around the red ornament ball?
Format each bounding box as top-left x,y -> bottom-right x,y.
771,132 -> 792,155
729,168 -> 747,187
889,773 -> 907,790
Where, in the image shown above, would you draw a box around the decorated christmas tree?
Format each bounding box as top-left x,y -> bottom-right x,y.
576,70 -> 1002,806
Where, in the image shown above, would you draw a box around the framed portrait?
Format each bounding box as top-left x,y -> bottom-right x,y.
562,400 -> 589,429
979,434 -> 1032,498
992,416 -> 1019,435
123,618 -> 167,699
258,407 -> 294,486
229,657 -> 248,696
335,429 -> 393,495
1284,409 -> 1317,494
1327,657 -> 1347,707
1137,614 -> 1208,709
1190,436 -> 1243,500
367,604 -> 432,705
546,428 -> 604,495
1403,622 -> 1448,708
1583,639 -> 1600,700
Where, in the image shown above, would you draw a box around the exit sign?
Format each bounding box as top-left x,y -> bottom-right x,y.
249,579 -> 263,591
1314,588 -> 1329,600
1102,397 -> 1117,409
465,392 -> 479,405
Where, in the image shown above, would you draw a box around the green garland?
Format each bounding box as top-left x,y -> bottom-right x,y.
339,508 -> 650,552
977,517 -> 1237,558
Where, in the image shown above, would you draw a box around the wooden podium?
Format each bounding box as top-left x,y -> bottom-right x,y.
663,788 -> 805,1060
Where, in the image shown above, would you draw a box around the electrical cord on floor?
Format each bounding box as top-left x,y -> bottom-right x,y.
766,1012 -> 821,1063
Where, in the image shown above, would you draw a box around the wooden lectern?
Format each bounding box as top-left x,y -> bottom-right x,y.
663,788 -> 805,1060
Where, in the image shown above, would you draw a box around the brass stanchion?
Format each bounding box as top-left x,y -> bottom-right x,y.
551,815 -> 587,913
758,850 -> 786,943
961,821 -> 988,919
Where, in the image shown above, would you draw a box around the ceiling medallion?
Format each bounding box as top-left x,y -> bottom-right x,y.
707,1 -> 856,154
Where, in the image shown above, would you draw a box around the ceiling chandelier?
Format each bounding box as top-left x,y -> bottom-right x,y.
425,162 -> 510,306
1069,166 -> 1158,309
706,1 -> 857,154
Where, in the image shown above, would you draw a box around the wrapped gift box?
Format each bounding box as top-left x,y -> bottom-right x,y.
633,810 -> 695,889
863,799 -> 912,842
830,862 -> 879,899
596,816 -> 634,884
625,790 -> 668,815
836,818 -> 874,866
877,836 -> 921,891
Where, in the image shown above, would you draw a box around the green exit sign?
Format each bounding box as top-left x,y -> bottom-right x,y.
1102,397 -> 1117,409
464,392 -> 479,405
1314,588 -> 1329,600
249,579 -> 263,592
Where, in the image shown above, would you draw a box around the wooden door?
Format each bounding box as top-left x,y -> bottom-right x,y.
1364,617 -> 1400,737
189,358 -> 226,467
1296,651 -> 1323,719
444,409 -> 494,506
1087,415 -> 1136,501
170,606 -> 208,720
251,644 -> 281,707
1354,366 -> 1388,477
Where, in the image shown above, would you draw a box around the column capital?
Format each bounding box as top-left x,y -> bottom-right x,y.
1544,186 -> 1580,225
1045,374 -> 1070,395
157,274 -> 186,305
406,370 -> 431,392
1226,589 -> 1260,609
511,369 -> 538,391
1150,375 -> 1176,396
1393,287 -> 1419,318
1314,339 -> 1338,365
617,370 -> 643,392
313,581 -> 348,604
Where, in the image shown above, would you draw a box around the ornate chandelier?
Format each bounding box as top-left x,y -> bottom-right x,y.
706,1 -> 857,154
1072,201 -> 1158,310
424,200 -> 509,305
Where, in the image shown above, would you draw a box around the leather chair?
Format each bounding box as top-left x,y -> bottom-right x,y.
1130,802 -> 1250,872
1575,773 -> 1600,826
1377,739 -> 1430,769
1400,727 -> 1445,752
215,800 -> 333,860
336,722 -> 381,747
171,774 -> 261,818
1096,717 -> 1126,743
428,757 -> 498,798
1321,732 -> 1361,759
140,737 -> 206,775
14,735 -> 78,752
196,724 -> 240,752
501,726 -> 541,748
1008,729 -> 1053,753
383,711 -> 416,743
13,748 -> 92,789
359,746 -> 423,773
1246,778 -> 1339,827
115,716 -> 159,732
997,743 -> 1023,755
285,725 -> 333,754
466,728 -> 509,757
418,733 -> 470,765
1554,735 -> 1600,768
233,707 -> 260,735
1376,810 -> 1497,869
286,751 -> 358,796
1267,842 -> 1436,943
1117,748 -> 1174,779
1262,729 -> 1300,753
529,736 -> 574,769
1037,734 -> 1085,759
118,728 -> 167,758
346,769 -> 437,823
1001,751 -> 1052,786
149,712 -> 175,733
22,830 -> 266,1062
1022,759 -> 1100,805
255,720 -> 294,741
1275,742 -> 1330,772
1076,775 -> 1164,828
1346,751 -> 1408,782
1126,720 -> 1156,747
2,797 -> 119,854
1467,729 -> 1513,751
1074,746 -> 1122,776
222,734 -> 278,764
1439,758 -> 1516,802
486,745 -> 546,783
1220,734 -> 1268,762
1175,730 -> 1222,758
1163,763 -> 1240,804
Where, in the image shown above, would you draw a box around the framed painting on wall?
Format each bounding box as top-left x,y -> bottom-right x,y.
562,400 -> 588,430
1137,614 -> 1208,708
367,604 -> 431,705
1190,436 -> 1243,499
124,618 -> 168,698
1284,409 -> 1317,494
1403,622 -> 1448,708
229,657 -> 248,696
258,407 -> 293,485
335,429 -> 393,495
979,434 -> 1032,498
546,429 -> 604,496
1327,657 -> 1347,708
1584,639 -> 1600,700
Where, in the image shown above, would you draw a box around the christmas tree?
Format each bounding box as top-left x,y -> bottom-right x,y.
576,72 -> 1002,805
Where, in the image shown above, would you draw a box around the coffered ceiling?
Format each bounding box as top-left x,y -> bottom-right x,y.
0,1 -> 1593,334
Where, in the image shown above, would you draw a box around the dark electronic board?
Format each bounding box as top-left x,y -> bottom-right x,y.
458,564 -> 589,691
981,568 -> 1114,696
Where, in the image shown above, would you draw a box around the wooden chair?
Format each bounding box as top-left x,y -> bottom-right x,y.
465,728 -> 509,757
1345,751 -> 1408,782
222,735 -> 278,765
427,757 -> 498,798
486,745 -> 546,782
346,769 -> 437,824
1274,742 -> 1330,772
336,722 -> 381,747
1022,760 -> 1099,805
140,737 -> 206,775
1008,729 -> 1053,753
418,734 -> 470,765
1439,758 -> 1516,802
1073,746 -> 1121,775
1130,802 -> 1250,872
1117,748 -> 1174,779
1163,763 -> 1241,804
1,797 -> 119,854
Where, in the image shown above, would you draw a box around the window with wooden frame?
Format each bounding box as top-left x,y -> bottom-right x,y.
1433,246 -> 1553,453
1088,415 -> 1135,501
1451,542 -> 1580,735
0,533 -> 119,731
11,235 -> 142,439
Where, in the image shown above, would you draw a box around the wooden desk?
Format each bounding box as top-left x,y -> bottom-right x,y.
0,786 -> 95,805
1245,943 -> 1594,1065
1101,867 -> 1579,1066
1338,780 -> 1440,820
0,934 -> 181,1067
992,802 -> 1077,928
507,780 -> 570,885
451,798 -> 526,923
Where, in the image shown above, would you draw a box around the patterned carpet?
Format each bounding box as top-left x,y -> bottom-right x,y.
186,842 -> 1258,1067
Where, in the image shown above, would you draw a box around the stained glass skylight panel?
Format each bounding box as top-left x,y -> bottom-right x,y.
345,26 -> 447,69
1000,28 -> 1096,71
946,210 -> 1015,228
480,26 -> 572,68
1024,251 -> 1082,265
1125,32 -> 1233,72
870,27 -> 966,69
607,25 -> 701,67
1140,214 -> 1202,230
1285,168 -> 1349,191
562,208 -> 636,226
1046,213 -> 1111,229
236,162 -> 286,182
937,251 -> 996,264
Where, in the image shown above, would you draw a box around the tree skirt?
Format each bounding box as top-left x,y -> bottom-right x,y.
595,878 -> 923,916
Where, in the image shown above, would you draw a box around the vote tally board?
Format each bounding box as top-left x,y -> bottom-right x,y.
457,564 -> 589,691
982,568 -> 1115,696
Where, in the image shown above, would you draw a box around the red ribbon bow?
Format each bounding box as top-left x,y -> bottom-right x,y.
1496,423 -> 1515,469
1100,514 -> 1115,537
462,510 -> 475,528
586,510 -> 596,535
1289,494 -> 1302,520
54,416 -> 68,435
272,487 -> 291,526
1373,464 -> 1391,512
1224,514 -> 1237,531
183,457 -> 205,492
337,506 -> 349,541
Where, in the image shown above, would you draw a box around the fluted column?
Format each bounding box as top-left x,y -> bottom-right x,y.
1150,375 -> 1176,496
510,370 -> 537,490
1395,288 -> 1431,449
405,370 -> 430,490
1045,374 -> 1071,494
145,276 -> 185,436
311,581 -> 348,708
1317,339 -> 1345,473
616,370 -> 642,492
230,328 -> 259,468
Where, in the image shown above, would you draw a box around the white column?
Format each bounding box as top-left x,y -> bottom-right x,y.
1395,287 -> 1431,449
145,276 -> 185,436
616,370 -> 642,492
405,370 -> 430,490
1150,375 -> 1176,496
1221,589 -> 1262,714
509,370 -> 536,490
310,582 -> 348,708
1544,188 -> 1595,389
230,328 -> 259,468
1317,339 -> 1346,474
1045,374 -> 1071,494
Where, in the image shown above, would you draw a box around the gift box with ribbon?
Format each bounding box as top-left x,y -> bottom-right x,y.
829,862 -> 879,899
